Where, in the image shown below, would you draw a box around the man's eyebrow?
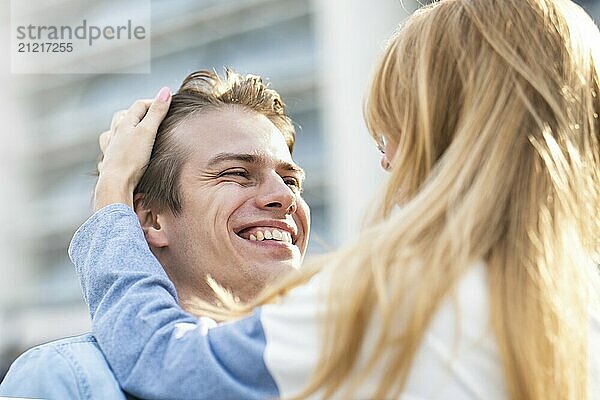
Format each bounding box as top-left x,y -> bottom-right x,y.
207,152 -> 306,179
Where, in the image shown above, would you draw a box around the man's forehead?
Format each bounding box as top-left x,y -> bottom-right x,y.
176,108 -> 292,161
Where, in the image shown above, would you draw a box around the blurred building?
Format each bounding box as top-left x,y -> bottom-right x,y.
577,0 -> 600,15
0,0 -> 414,378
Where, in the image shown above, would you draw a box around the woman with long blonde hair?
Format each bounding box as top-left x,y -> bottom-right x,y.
70,0 -> 600,399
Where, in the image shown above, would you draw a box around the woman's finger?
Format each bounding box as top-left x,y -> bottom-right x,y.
110,99 -> 151,131
120,99 -> 154,130
110,110 -> 128,131
134,88 -> 171,141
99,130 -> 112,153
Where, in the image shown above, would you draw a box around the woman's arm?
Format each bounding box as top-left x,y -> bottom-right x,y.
70,203 -> 289,399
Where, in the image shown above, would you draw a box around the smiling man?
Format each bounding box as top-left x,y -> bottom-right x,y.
132,70 -> 309,306
0,69 -> 310,399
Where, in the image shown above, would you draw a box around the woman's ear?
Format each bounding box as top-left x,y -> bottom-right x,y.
133,193 -> 169,248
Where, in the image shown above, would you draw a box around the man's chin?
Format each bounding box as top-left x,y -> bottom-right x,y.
247,257 -> 296,274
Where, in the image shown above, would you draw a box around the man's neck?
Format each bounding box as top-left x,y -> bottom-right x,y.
174,284 -> 221,312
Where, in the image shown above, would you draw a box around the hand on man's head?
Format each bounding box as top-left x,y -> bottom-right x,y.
94,87 -> 172,211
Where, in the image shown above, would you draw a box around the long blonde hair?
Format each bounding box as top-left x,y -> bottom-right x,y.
189,0 -> 600,398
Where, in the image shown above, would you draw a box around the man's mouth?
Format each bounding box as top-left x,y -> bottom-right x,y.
235,221 -> 298,246
237,227 -> 293,244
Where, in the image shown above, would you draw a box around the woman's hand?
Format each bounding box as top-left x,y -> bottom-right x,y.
94,87 -> 172,211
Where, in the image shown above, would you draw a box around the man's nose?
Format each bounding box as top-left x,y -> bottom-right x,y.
255,174 -> 297,215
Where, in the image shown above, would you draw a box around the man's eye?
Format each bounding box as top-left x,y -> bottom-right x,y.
219,169 -> 248,178
284,177 -> 302,192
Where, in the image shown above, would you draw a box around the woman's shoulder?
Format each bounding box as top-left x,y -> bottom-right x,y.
403,261 -> 507,399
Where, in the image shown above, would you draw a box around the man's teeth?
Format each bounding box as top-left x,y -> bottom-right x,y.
249,229 -> 292,244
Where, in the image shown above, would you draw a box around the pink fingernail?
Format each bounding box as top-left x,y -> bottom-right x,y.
156,87 -> 171,102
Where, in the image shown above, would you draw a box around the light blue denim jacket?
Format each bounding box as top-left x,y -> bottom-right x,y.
0,333 -> 133,399
69,204 -> 282,399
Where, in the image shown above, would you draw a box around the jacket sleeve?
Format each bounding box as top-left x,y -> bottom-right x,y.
0,345 -> 83,400
68,204 -> 281,400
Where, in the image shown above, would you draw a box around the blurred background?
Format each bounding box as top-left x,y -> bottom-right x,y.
0,0 -> 598,382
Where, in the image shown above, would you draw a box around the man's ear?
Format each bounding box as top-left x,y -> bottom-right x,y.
133,193 -> 169,248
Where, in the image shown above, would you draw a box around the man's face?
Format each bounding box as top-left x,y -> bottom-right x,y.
158,107 -> 310,301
